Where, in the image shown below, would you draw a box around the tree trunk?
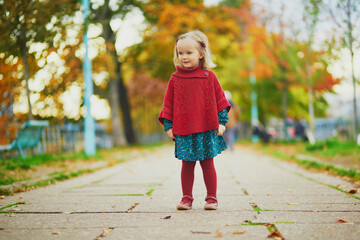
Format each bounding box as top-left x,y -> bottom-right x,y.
350,44 -> 358,141
306,56 -> 315,138
115,60 -> 137,144
109,76 -> 126,146
346,1 -> 358,141
281,77 -> 288,139
19,39 -> 33,120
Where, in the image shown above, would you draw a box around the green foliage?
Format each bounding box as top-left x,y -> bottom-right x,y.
219,0 -> 242,8
305,138 -> 359,156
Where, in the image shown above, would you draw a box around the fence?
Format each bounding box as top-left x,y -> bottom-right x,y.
265,117 -> 352,141
0,121 -> 113,159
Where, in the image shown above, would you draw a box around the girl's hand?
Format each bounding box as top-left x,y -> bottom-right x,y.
166,128 -> 176,140
217,124 -> 226,136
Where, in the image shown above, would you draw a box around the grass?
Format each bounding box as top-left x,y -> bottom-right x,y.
146,189 -> 155,196
242,138 -> 360,183
305,138 -> 360,157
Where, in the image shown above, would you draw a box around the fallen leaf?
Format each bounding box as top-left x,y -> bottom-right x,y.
0,196 -> 5,199
216,230 -> 222,238
233,230 -> 246,234
337,219 -> 347,223
266,194 -> 271,196
94,228 -> 114,240
161,215 -> 171,219
267,231 -> 283,239
241,188 -> 249,195
348,189 -> 357,194
52,232 -> 60,235
337,219 -> 353,224
249,203 -> 258,208
18,197 -> 22,200
126,203 -> 139,212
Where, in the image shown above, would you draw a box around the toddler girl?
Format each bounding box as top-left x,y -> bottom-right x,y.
158,30 -> 230,210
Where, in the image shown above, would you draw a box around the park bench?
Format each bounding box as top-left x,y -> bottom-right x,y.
0,120 -> 49,159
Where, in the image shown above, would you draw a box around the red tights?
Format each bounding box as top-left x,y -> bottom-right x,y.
181,158 -> 217,199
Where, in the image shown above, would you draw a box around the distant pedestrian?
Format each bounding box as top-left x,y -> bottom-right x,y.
295,118 -> 307,141
223,91 -> 240,150
158,30 -> 231,211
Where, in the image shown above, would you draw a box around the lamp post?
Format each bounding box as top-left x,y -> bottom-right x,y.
82,0 -> 96,155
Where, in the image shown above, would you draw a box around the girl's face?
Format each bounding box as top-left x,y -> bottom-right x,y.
176,38 -> 203,69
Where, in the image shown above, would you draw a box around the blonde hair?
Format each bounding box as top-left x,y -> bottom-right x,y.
173,30 -> 216,69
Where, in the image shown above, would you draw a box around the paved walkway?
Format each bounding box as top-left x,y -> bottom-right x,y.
1,146 -> 359,240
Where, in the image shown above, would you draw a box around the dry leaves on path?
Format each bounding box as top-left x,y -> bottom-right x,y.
348,189 -> 357,194
337,219 -> 354,224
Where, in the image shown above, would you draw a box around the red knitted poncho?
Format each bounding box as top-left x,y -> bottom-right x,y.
158,65 -> 231,135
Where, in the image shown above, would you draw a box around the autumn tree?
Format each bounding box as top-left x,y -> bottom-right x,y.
0,0 -> 78,119
217,1 -> 341,132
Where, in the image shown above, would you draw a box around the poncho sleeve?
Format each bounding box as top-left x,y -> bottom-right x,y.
213,73 -> 231,113
158,77 -> 174,125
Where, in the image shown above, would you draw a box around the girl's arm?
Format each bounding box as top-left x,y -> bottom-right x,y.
217,109 -> 229,136
164,119 -> 176,140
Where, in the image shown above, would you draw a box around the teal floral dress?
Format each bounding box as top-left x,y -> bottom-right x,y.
164,109 -> 229,161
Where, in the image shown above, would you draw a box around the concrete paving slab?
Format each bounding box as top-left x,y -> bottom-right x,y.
253,211 -> 360,224
0,212 -> 256,229
106,225 -> 269,240
0,228 -> 104,240
277,223 -> 360,240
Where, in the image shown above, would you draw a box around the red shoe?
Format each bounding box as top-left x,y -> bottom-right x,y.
204,196 -> 218,210
176,195 -> 193,210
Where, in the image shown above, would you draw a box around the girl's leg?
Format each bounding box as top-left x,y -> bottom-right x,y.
200,158 -> 217,202
181,160 -> 196,199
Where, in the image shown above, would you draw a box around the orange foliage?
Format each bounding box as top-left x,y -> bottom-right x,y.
313,73 -> 341,92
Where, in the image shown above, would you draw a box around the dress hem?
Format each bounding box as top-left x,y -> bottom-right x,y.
175,146 -> 228,161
